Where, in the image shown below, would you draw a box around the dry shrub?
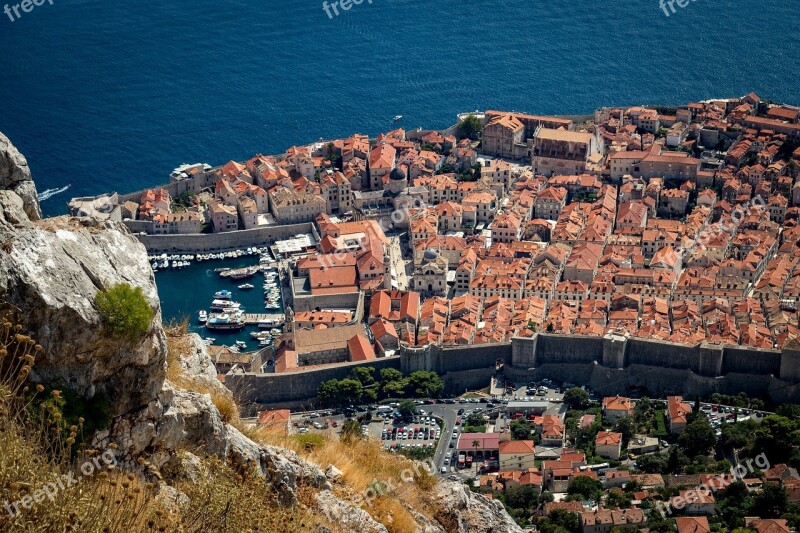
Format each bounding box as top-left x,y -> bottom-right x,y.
209,390 -> 239,425
0,320 -> 168,532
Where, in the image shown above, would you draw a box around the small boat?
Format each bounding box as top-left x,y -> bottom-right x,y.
393,115 -> 403,121
203,337 -> 216,344
221,266 -> 260,280
238,283 -> 255,290
214,290 -> 232,300
205,314 -> 245,331
37,184 -> 71,202
234,341 -> 247,350
258,319 -> 282,329
198,310 -> 208,324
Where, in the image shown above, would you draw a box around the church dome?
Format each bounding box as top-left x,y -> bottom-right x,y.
389,166 -> 406,181
423,248 -> 439,261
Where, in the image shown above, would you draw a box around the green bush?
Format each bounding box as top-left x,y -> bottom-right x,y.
94,284 -> 154,341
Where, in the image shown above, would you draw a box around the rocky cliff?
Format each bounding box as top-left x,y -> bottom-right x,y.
0,133 -> 523,533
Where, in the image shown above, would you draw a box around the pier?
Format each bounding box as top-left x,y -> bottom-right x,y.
242,313 -> 285,325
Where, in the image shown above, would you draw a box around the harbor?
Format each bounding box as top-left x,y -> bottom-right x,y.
153,249 -> 286,353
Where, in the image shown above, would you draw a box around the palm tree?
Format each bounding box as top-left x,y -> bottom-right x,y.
472,439 -> 480,469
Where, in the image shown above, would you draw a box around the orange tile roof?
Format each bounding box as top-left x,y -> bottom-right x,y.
348,334 -> 376,362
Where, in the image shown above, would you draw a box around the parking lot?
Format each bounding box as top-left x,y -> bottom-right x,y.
700,403 -> 762,436
371,413 -> 441,455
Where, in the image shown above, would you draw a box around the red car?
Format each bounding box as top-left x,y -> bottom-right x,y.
455,418 -> 461,425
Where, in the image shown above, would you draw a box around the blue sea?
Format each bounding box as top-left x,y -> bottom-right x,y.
1,0 -> 798,217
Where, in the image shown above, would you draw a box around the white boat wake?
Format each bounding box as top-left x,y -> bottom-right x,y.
37,184 -> 71,202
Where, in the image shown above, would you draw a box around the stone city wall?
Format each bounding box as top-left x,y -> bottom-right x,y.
135,222 -> 313,253
226,356 -> 402,412
228,333 -> 800,406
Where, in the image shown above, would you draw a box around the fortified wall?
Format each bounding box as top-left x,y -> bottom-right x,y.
134,222 -> 314,253
225,333 -> 800,408
225,357 -> 401,412
508,333 -> 800,403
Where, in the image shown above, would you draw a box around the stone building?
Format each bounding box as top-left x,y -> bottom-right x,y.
531,127 -> 601,176
413,248 -> 449,296
269,187 -> 327,224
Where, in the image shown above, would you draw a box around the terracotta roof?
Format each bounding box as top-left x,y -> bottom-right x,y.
596,431 -> 622,446
676,517 -> 710,533
498,440 -> 535,454
348,334 -> 376,362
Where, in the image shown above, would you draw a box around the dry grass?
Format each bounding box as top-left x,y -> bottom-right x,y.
0,319 -> 342,532
173,456 -> 338,533
245,425 -> 440,532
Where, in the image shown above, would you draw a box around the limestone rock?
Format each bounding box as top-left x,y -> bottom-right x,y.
432,481 -> 524,533
316,490 -> 389,533
0,189 -> 31,226
0,132 -> 41,220
113,379 -> 330,505
11,179 -> 41,221
0,216 -> 166,418
173,333 -> 232,399
155,484 -> 190,509
325,464 -> 343,483
162,451 -> 206,484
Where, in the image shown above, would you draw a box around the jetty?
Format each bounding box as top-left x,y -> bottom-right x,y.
242,313 -> 284,325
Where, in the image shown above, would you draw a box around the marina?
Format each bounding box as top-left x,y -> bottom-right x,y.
153,250 -> 285,352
